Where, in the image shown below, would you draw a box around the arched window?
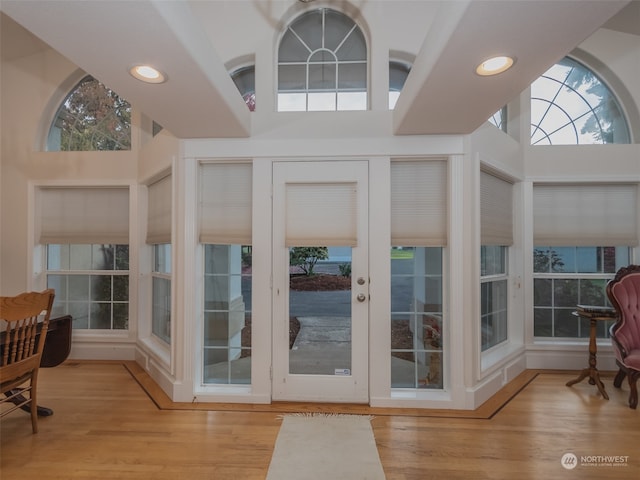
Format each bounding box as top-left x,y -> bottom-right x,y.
277,8 -> 367,112
47,76 -> 131,151
231,66 -> 256,112
531,57 -> 630,145
389,60 -> 411,110
488,106 -> 507,132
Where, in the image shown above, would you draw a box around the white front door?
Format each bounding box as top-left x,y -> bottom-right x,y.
272,161 -> 369,403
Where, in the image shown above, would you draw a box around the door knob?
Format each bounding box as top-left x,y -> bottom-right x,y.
356,293 -> 367,302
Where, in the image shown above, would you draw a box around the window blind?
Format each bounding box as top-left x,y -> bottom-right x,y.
533,184 -> 638,246
481,171 -> 513,246
38,186 -> 129,244
391,159 -> 447,246
146,174 -> 171,244
199,163 -> 252,245
285,182 -> 357,247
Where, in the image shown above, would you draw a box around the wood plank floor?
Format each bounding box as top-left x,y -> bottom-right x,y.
1,362 -> 638,479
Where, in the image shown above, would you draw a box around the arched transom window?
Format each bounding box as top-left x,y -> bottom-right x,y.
278,8 -> 367,112
231,66 -> 255,112
47,75 -> 131,151
531,57 -> 630,145
389,60 -> 411,110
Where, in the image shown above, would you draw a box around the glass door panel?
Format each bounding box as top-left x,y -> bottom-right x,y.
289,247 -> 352,375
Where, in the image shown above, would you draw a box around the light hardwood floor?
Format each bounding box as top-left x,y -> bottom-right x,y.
1,362 -> 638,479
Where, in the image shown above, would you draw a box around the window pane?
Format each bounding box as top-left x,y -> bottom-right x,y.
154,244 -> 171,274
579,278 -> 606,305
47,245 -> 68,270
481,279 -> 508,350
308,92 -> 336,111
68,275 -> 90,300
113,275 -> 129,302
278,64 -> 306,90
481,245 -> 506,276
231,66 -> 256,112
555,309 -> 579,337
292,11 -> 323,51
91,302 -> 112,329
389,91 -> 400,110
391,247 -> 443,389
90,275 -> 111,301
203,245 -> 252,385
389,60 -> 411,110
115,245 -> 129,270
113,303 -> 128,330
308,63 -> 337,90
534,308 -> 552,336
278,93 -> 306,112
152,276 -> 171,343
488,106 -> 506,131
324,10 -> 357,52
69,302 -> 89,329
334,28 -> 366,61
47,274 -> 66,299
533,278 -> 552,306
204,311 -> 232,347
338,63 -> 366,89
554,279 -> 579,307
337,92 -> 366,111
92,245 -> 114,270
279,30 -> 311,62
69,245 -> 92,270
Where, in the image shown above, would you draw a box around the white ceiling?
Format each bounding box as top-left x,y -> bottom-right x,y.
1,0 -> 635,138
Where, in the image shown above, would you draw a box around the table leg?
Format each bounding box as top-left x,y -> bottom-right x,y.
565,318 -> 608,399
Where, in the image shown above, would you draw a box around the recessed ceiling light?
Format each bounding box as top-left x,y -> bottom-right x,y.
476,56 -> 515,76
129,65 -> 167,84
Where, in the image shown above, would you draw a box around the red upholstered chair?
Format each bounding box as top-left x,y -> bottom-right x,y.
606,265 -> 640,409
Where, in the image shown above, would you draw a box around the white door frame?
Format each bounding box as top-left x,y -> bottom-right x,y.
271,160 -> 369,403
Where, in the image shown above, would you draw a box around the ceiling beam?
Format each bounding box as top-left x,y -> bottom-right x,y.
1,0 -> 250,138
393,0 -> 630,135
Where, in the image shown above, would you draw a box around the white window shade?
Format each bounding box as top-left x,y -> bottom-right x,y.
37,186 -> 129,244
199,163 -> 252,245
391,160 -> 447,246
146,174 -> 171,244
285,182 -> 357,247
533,184 -> 638,246
481,171 -> 513,246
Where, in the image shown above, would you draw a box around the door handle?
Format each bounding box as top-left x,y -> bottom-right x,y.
356,293 -> 367,302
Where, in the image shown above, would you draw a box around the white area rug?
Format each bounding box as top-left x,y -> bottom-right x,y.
266,413 -> 386,480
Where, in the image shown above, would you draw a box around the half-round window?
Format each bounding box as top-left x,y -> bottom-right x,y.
531,57 -> 630,145
231,66 -> 256,112
47,76 -> 131,151
488,106 -> 507,132
389,60 -> 411,110
277,8 -> 367,112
